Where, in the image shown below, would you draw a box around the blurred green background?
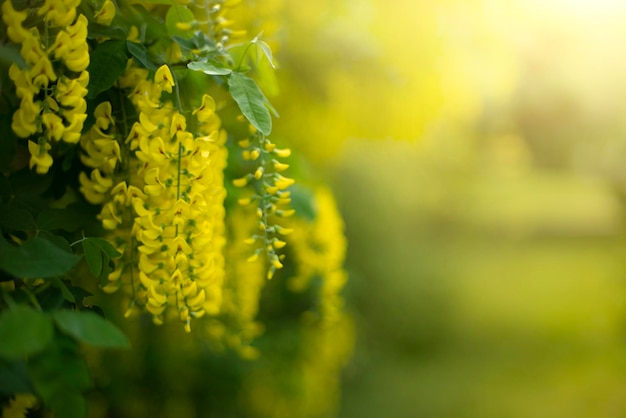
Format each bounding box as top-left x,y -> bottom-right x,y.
284,0 -> 626,417
77,0 -> 626,416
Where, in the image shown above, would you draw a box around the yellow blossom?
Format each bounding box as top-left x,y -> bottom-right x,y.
28,141 -> 53,174
95,0 -> 116,25
11,96 -> 40,138
154,65 -> 175,93
1,0 -> 30,43
192,94 -> 216,122
2,394 -> 38,418
41,112 -> 65,141
38,0 -> 77,26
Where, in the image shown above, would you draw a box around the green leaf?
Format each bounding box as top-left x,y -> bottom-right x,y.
86,23 -> 126,40
255,40 -> 276,69
9,169 -> 52,197
51,278 -> 76,304
38,231 -> 72,253
290,184 -> 316,221
28,334 -> 91,405
68,286 -> 92,305
0,236 -> 81,279
228,72 -> 272,135
142,0 -> 174,5
0,43 -> 27,70
172,33 -> 218,56
0,306 -> 54,359
49,392 -> 87,418
87,40 -> 129,99
165,5 -> 195,39
188,60 -> 232,75
37,207 -> 84,232
0,359 -> 33,395
126,41 -> 157,70
85,237 -> 121,258
100,261 -> 113,287
38,286 -> 65,311
52,310 -> 130,348
0,203 -> 37,231
82,239 -> 103,277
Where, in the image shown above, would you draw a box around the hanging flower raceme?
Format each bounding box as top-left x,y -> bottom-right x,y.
285,187 -> 348,324
93,64 -> 229,332
210,206 -> 265,359
234,130 -> 295,279
3,0 -> 89,174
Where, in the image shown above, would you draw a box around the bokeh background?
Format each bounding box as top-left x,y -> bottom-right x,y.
75,0 -> 626,416
267,0 -> 626,417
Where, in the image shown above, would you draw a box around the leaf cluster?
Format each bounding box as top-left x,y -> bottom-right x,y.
0,170 -> 129,416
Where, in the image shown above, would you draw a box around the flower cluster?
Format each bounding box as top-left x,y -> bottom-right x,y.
3,0 -> 89,174
79,64 -> 228,332
209,206 -> 265,358
286,187 -> 348,324
234,132 -> 295,279
242,313 -> 355,418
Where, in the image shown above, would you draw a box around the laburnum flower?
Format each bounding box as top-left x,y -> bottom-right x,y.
284,187 -> 348,324
11,96 -> 40,138
216,206 -> 265,358
28,141 -> 53,174
59,15 -> 90,72
1,394 -> 38,418
38,0 -> 81,26
234,132 -> 295,279
102,64 -> 228,332
131,102 -> 228,330
5,0 -> 89,175
154,64 -> 175,94
1,0 -> 30,43
79,102 -> 121,203
94,0 -> 116,26
8,65 -> 37,100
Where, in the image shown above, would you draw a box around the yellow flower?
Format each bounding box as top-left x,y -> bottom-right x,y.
29,58 -> 57,89
94,0 -> 116,26
11,96 -> 40,138
1,394 -> 38,418
1,0 -> 30,43
41,112 -> 65,141
49,30 -> 71,60
100,201 -> 123,230
28,141 -> 53,174
192,94 -> 216,122
21,32 -> 47,66
63,15 -> 89,72
93,101 -> 114,130
9,65 -> 37,100
62,112 -> 87,143
154,65 -> 175,93
274,174 -> 295,190
38,0 -> 77,26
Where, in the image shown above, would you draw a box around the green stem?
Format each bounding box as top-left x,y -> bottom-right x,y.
0,287 -> 16,309
235,41 -> 255,71
21,286 -> 42,311
69,236 -> 86,247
